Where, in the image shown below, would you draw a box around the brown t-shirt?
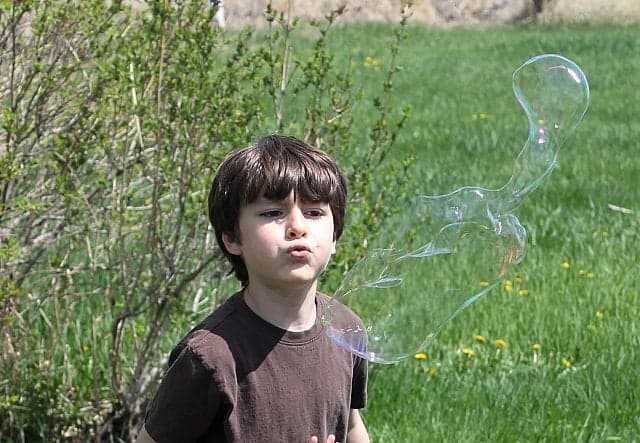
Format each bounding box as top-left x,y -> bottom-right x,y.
144,291 -> 368,442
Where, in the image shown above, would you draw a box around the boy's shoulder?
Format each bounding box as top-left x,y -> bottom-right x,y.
167,291 -> 246,369
167,291 -> 365,371
316,292 -> 364,327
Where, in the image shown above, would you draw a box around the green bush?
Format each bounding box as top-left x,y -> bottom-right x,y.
0,0 -> 412,440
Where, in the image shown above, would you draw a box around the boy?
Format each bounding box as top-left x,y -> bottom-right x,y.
138,135 -> 370,442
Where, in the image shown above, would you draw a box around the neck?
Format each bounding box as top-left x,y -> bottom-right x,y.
243,282 -> 318,332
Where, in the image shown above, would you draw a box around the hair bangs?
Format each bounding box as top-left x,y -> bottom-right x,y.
248,143 -> 341,205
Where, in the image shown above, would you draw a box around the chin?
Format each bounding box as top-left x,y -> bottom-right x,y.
283,269 -> 321,285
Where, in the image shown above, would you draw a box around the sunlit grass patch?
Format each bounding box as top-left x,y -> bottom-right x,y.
347,22 -> 640,441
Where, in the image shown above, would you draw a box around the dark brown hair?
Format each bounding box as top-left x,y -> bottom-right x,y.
208,135 -> 348,285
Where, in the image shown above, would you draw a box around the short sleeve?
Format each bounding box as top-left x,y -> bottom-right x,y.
144,345 -> 223,442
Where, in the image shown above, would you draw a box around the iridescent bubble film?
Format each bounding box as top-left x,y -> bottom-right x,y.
323,54 -> 590,363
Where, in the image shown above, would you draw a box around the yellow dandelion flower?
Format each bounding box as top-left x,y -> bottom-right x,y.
518,289 -> 530,296
363,56 -> 380,69
596,310 -> 604,319
578,269 -> 587,276
561,357 -> 572,368
461,348 -> 475,357
479,280 -> 490,287
414,352 -> 427,360
494,339 -> 507,349
587,272 -> 595,279
601,231 -> 609,237
474,334 -> 485,343
561,261 -> 570,269
532,343 -> 541,351
503,280 -> 513,292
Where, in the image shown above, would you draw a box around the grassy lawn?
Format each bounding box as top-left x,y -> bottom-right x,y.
5,12 -> 639,440
323,22 -> 640,441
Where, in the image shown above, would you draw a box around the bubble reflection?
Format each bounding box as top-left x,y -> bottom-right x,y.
323,54 -> 590,364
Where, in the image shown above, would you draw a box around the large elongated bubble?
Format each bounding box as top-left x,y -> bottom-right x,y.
323,54 -> 590,364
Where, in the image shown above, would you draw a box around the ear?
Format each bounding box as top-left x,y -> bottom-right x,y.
222,232 -> 242,256
331,239 -> 336,255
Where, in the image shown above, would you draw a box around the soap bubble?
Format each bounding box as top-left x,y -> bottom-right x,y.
323,54 -> 590,363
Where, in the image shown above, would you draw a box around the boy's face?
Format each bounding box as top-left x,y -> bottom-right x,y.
222,191 -> 336,289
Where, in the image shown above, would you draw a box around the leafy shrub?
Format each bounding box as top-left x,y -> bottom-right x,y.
0,0 -> 411,439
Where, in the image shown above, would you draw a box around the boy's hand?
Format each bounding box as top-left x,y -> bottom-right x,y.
309,435 -> 338,443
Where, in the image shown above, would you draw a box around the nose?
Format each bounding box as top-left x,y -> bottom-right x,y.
286,208 -> 308,239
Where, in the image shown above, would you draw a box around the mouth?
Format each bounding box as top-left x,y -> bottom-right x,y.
287,245 -> 311,258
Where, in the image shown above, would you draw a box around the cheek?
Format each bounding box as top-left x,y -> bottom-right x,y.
317,222 -> 337,252
247,227 -> 280,255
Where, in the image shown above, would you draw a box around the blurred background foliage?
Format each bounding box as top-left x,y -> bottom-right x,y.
0,0 -> 411,439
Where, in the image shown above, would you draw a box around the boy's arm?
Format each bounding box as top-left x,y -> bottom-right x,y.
346,409 -> 370,443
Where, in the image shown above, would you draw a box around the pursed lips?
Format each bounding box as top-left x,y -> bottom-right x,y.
287,244 -> 311,258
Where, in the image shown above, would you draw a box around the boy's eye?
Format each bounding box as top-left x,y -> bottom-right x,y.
260,210 -> 283,218
305,209 -> 325,218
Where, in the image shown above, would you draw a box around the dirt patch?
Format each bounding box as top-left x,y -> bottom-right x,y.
540,0 -> 640,23
220,0 -> 640,28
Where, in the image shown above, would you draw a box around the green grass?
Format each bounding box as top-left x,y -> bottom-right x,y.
7,19 -> 639,441
322,22 -> 640,441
